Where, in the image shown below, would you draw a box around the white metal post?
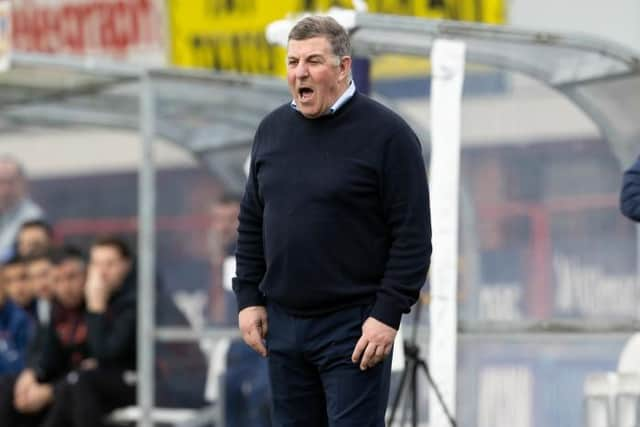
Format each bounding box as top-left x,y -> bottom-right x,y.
428,39 -> 466,427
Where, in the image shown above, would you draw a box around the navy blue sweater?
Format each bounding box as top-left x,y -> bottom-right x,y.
233,92 -> 431,329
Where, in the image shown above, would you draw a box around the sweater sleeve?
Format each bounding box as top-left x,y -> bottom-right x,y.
233,127 -> 267,311
621,155 -> 640,222
370,125 -> 432,329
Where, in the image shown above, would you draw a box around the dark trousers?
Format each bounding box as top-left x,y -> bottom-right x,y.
266,303 -> 392,427
41,367 -> 136,427
0,373 -> 47,427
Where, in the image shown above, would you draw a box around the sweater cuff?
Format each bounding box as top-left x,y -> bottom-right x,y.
370,296 -> 403,330
232,278 -> 266,312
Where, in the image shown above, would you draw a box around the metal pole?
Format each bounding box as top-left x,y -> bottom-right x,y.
429,39 -> 466,427
137,70 -> 156,427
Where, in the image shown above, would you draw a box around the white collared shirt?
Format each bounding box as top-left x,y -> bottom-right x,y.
291,80 -> 356,115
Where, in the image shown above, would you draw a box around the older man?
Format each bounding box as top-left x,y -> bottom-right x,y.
233,16 -> 431,427
0,156 -> 44,262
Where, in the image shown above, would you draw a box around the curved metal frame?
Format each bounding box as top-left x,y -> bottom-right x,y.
351,12 -> 640,165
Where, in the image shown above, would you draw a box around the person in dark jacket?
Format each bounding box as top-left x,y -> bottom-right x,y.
621,156 -> 640,221
3,255 -> 36,314
23,251 -> 56,367
0,263 -> 31,375
42,236 -> 137,427
0,246 -> 88,427
16,219 -> 54,259
233,16 -> 431,427
210,195 -> 271,427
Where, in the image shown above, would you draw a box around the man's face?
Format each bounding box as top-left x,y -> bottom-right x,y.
17,227 -> 50,257
0,162 -> 24,212
90,246 -> 131,292
27,258 -> 54,300
210,201 -> 240,247
53,259 -> 86,309
286,36 -> 351,119
3,263 -> 33,308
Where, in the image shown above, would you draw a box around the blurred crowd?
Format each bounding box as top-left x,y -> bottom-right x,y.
0,155 -> 140,427
0,154 -> 271,427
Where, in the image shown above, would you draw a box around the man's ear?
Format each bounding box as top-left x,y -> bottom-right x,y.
339,56 -> 352,82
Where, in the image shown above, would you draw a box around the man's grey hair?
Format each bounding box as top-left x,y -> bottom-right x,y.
0,155 -> 26,178
288,16 -> 352,58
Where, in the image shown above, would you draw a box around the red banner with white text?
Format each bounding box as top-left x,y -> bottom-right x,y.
11,0 -> 165,64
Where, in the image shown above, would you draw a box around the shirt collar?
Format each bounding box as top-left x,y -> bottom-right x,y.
291,80 -> 356,115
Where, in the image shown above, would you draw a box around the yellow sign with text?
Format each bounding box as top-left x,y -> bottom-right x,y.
167,0 -> 505,75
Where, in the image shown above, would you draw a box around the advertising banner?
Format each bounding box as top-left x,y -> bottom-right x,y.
167,0 -> 504,75
11,0 -> 165,63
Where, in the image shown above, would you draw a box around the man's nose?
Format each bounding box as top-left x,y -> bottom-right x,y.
295,62 -> 309,78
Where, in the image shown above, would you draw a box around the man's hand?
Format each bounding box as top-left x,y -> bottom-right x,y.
13,369 -> 36,401
17,383 -> 54,413
351,317 -> 396,371
85,266 -> 109,313
238,306 -> 268,357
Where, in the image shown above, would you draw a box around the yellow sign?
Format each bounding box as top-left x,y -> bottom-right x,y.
167,0 -> 505,75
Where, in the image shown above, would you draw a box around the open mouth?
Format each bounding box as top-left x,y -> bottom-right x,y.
298,87 -> 314,102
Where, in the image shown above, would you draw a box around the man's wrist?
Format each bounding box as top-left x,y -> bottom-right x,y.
87,302 -> 106,313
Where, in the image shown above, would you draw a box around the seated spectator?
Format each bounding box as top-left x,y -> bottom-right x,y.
209,195 -> 271,427
39,246 -> 89,381
0,246 -> 88,427
42,236 -> 137,427
0,156 -> 44,262
208,194 -> 241,325
3,255 -> 36,315
17,220 -> 54,258
21,251 -> 56,385
621,155 -> 640,221
25,250 -> 56,329
0,258 -> 32,375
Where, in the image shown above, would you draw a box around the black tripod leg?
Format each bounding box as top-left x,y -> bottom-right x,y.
417,360 -> 457,427
400,361 -> 418,427
412,360 -> 418,427
387,359 -> 412,425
